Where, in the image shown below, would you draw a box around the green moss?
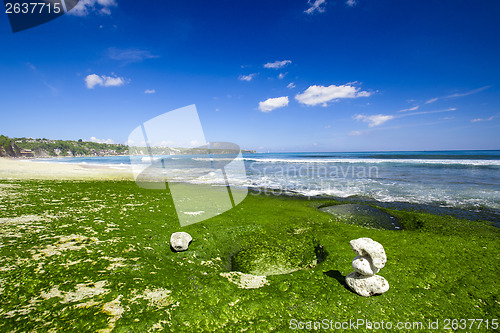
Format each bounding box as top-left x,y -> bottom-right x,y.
232,243 -> 317,276
0,179 -> 499,332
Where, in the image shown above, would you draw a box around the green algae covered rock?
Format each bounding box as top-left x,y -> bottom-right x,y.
319,204 -> 401,230
231,235 -> 321,276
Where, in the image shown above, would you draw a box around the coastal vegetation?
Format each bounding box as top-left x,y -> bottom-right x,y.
0,135 -> 256,158
0,179 -> 498,331
0,135 -> 128,158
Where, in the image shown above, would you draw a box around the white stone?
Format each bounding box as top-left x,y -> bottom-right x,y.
345,272 -> 390,297
170,232 -> 192,252
347,238 -> 389,296
350,238 -> 387,271
352,255 -> 377,276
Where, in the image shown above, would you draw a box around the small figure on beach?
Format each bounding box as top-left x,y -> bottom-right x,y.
345,237 -> 389,297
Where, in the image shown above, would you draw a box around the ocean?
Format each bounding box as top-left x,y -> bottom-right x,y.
33,150 -> 500,222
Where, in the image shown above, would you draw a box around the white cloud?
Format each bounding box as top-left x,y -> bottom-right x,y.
445,86 -> 491,99
97,0 -> 116,6
349,130 -> 363,136
278,73 -> 287,80
264,60 -> 292,69
403,107 -> 456,117
354,114 -> 395,127
85,74 -> 127,89
295,84 -> 371,106
349,108 -> 456,130
471,115 -> 498,122
68,0 -> 117,16
84,74 -> 103,89
90,136 -> 115,144
424,97 -> 439,104
402,86 -> 491,113
103,76 -> 125,87
354,107 -> 456,128
346,0 -> 357,6
287,82 -> 296,89
421,86 -> 490,106
399,105 -> 419,112
259,96 -> 289,112
100,7 -> 111,15
107,48 -> 159,63
305,0 -> 326,14
144,89 -> 156,94
239,73 -> 257,82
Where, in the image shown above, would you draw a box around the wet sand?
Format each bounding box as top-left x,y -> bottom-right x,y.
0,158 -> 133,180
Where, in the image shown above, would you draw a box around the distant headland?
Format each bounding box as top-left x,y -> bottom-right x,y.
0,135 -> 256,158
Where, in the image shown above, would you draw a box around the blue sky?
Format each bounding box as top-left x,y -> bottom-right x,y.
1,0 -> 499,152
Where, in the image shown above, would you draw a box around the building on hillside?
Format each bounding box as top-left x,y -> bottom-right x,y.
19,149 -> 34,157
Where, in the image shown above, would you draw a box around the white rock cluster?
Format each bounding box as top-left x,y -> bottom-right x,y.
345,238 -> 389,297
170,232 -> 192,252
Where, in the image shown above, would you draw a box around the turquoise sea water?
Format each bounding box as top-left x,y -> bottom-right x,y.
33,150 -> 500,220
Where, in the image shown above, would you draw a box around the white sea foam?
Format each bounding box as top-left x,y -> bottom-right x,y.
31,156 -> 500,167
192,157 -> 241,162
26,154 -> 500,211
141,156 -> 161,163
242,157 -> 500,166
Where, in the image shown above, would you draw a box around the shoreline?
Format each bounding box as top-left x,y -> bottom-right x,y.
2,157 -> 499,225
0,157 -> 133,180
250,188 -> 500,226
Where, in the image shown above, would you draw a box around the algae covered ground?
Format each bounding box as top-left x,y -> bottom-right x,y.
0,180 -> 499,332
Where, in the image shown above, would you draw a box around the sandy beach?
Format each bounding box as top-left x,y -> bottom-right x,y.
0,158 -> 134,180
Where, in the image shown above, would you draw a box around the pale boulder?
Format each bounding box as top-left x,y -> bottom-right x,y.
345,272 -> 390,297
352,255 -> 377,276
170,232 -> 192,252
350,237 -> 387,271
347,238 -> 389,297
